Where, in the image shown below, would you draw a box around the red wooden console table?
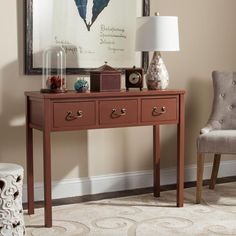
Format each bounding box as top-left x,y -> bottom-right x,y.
25,89 -> 185,227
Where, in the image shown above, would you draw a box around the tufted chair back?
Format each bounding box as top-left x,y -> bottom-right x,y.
201,71 -> 236,134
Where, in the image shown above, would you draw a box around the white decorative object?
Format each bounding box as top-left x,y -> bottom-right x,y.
0,164 -> 25,236
135,13 -> 180,90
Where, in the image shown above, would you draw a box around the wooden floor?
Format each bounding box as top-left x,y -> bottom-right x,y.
23,176 -> 236,209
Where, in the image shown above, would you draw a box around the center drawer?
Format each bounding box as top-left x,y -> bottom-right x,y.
53,101 -> 96,128
99,99 -> 138,125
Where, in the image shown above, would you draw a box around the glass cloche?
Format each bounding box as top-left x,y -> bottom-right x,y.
41,46 -> 66,93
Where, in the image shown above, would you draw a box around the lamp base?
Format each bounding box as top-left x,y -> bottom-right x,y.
146,51 -> 169,90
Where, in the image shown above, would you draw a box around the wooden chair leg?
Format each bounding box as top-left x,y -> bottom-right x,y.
196,153 -> 204,204
209,154 -> 221,190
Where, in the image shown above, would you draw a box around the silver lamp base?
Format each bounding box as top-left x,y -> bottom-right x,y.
146,51 -> 169,90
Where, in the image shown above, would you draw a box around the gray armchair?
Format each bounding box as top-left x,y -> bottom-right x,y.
196,71 -> 236,203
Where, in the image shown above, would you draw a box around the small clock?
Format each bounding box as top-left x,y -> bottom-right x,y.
125,66 -> 144,90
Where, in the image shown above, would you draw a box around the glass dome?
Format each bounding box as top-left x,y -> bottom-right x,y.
41,46 -> 66,93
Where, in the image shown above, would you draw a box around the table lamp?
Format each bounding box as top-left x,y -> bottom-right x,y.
135,13 -> 180,90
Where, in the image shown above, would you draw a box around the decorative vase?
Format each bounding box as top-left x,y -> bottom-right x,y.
146,51 -> 169,90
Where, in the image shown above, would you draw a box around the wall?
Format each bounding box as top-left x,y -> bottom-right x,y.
1,0 -> 236,200
154,0 -> 236,164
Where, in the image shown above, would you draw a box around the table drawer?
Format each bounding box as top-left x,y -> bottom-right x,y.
53,101 -> 96,128
141,98 -> 178,123
99,100 -> 138,125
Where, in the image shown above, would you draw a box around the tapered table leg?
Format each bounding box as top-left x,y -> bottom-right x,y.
43,100 -> 52,227
26,96 -> 34,215
177,94 -> 185,207
26,126 -> 34,214
43,130 -> 52,227
153,125 -> 160,197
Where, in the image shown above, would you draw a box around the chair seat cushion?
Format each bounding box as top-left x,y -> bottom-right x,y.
197,130 -> 236,154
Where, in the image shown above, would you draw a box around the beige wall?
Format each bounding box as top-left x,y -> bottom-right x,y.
1,0 -> 236,182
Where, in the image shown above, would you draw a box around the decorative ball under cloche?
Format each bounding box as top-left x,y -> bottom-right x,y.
74,79 -> 89,92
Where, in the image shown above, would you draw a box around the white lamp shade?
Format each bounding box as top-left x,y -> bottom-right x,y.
135,16 -> 180,52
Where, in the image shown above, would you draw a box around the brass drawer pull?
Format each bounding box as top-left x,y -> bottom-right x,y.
66,111 -> 83,121
111,108 -> 126,118
152,106 -> 166,116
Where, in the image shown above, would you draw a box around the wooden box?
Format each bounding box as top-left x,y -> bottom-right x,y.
90,63 -> 121,92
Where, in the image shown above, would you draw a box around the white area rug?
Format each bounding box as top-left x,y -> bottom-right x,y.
25,182 -> 236,235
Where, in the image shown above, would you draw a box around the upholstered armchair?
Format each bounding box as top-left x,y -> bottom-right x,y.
196,71 -> 236,203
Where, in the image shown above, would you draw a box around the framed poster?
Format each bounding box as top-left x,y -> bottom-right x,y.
24,0 -> 150,75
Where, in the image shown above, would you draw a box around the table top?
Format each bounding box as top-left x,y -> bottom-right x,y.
25,89 -> 185,99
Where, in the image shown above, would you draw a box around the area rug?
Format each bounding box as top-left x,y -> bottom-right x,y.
25,182 -> 236,236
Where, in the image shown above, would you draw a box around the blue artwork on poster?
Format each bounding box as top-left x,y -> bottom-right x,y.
74,0 -> 110,31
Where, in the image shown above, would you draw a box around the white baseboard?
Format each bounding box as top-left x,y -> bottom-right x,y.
22,160 -> 236,203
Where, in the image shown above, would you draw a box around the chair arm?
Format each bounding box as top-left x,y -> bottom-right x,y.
200,125 -> 213,134
200,120 -> 222,134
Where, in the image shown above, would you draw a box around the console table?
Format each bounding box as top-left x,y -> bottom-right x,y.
25,89 -> 185,227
